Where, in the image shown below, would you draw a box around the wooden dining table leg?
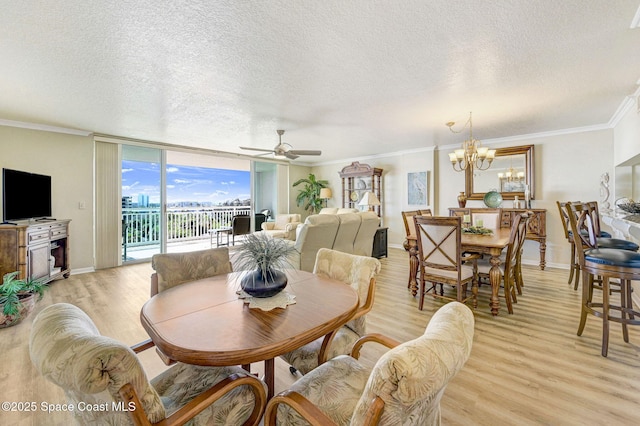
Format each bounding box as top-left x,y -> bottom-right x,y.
489,254 -> 502,316
264,358 -> 275,399
408,238 -> 419,296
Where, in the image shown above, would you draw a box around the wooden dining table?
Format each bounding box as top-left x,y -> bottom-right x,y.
407,227 -> 512,316
140,269 -> 359,399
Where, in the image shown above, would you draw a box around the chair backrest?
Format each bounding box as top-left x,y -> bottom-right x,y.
232,215 -> 251,236
503,212 -> 526,275
401,209 -> 433,238
351,301 -> 475,425
565,202 -> 598,266
585,201 -> 605,237
29,303 -> 166,424
313,248 -> 381,335
151,247 -> 232,296
353,211 -> 381,256
414,215 -> 463,280
471,208 -> 501,230
556,201 -> 571,240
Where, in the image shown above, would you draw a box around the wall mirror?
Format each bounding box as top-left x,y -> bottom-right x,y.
465,144 -> 534,201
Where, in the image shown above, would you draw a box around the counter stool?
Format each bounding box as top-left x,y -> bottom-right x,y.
558,201 -> 639,290
566,202 -> 640,357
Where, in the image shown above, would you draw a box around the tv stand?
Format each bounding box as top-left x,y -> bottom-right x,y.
0,219 -> 71,283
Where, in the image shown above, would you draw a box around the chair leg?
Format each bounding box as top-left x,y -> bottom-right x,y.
577,271 -> 591,336
568,243 -> 575,284
601,276 -> 610,357
620,279 -> 630,343
418,278 -> 425,311
504,277 -> 514,315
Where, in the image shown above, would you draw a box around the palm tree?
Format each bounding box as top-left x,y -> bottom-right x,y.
293,174 -> 329,214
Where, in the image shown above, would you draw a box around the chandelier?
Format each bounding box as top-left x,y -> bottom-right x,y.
446,112 -> 496,172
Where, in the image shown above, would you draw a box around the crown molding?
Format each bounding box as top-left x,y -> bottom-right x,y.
0,118 -> 92,136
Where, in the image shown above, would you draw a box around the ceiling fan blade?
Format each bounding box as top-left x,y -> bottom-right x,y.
284,152 -> 300,160
288,150 -> 322,156
239,146 -> 274,153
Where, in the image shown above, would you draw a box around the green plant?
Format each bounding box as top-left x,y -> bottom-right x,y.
0,271 -> 45,317
234,232 -> 296,279
293,173 -> 329,214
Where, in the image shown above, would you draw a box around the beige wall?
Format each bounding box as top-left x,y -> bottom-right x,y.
0,125 -> 94,273
311,148 -> 436,250
436,128 -> 615,269
1,116 -> 634,274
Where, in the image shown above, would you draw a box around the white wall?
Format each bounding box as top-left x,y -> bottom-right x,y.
0,125 -> 94,273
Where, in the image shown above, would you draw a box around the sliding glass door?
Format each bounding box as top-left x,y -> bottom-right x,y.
121,145 -> 163,261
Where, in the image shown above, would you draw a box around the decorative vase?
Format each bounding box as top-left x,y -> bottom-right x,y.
241,268 -> 288,298
0,292 -> 36,328
457,192 -> 467,208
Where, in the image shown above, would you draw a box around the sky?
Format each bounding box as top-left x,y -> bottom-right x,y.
122,160 -> 251,205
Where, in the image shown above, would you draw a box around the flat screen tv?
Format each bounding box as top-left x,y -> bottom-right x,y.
2,168 -> 52,222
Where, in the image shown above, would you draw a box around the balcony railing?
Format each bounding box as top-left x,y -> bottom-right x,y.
122,206 -> 251,248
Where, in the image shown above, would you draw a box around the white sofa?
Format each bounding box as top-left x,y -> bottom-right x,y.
261,213 -> 302,240
286,211 -> 381,271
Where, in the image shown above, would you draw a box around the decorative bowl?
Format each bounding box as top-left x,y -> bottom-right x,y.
483,190 -> 503,208
617,201 -> 640,214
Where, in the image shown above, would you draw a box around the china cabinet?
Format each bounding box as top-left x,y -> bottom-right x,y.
339,162 -> 383,216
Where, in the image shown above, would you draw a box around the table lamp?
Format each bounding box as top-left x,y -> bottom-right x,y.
358,191 -> 380,211
319,188 -> 332,207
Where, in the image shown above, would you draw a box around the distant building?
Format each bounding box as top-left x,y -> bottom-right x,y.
122,196 -> 133,209
138,194 -> 149,207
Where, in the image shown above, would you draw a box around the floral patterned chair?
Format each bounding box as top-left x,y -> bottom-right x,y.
29,303 -> 267,426
280,248 -> 381,376
265,301 -> 474,426
150,247 -> 232,296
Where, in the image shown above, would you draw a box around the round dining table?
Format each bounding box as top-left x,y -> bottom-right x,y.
140,269 -> 359,398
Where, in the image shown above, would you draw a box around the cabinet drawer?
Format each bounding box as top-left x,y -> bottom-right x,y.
50,226 -> 67,239
28,231 -> 49,244
501,212 -> 512,228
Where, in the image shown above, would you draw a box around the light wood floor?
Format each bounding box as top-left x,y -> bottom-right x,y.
2,247 -> 640,425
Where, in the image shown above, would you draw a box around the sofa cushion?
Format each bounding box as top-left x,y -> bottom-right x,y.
294,215 -> 340,272
353,211 -> 380,256
332,213 -> 361,254
319,208 -> 339,214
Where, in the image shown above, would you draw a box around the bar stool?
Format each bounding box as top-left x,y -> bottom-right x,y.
558,201 -> 639,290
566,202 -> 640,357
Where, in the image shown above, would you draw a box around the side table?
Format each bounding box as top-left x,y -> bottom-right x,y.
372,227 -> 388,258
209,227 -> 231,247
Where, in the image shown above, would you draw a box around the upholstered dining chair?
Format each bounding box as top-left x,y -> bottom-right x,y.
565,202 -> 640,356
414,215 -> 478,310
30,303 -> 267,426
281,248 -> 381,376
476,212 -> 529,314
150,247 -> 232,297
470,208 -> 502,230
231,214 -> 251,245
265,301 -> 475,426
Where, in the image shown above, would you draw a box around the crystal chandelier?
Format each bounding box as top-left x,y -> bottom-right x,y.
446,112 -> 496,172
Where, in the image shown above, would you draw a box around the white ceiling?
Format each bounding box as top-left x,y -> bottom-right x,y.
1,1 -> 639,164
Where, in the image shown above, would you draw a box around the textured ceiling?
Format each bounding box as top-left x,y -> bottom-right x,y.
1,1 -> 639,163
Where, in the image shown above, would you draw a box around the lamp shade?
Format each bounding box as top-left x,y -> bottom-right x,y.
319,188 -> 332,199
358,191 -> 380,207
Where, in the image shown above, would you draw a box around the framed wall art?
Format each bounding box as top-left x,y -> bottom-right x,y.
407,171 -> 428,205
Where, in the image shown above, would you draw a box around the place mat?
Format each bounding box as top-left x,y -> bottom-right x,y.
236,289 -> 296,311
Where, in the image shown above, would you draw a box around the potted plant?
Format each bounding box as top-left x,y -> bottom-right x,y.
0,271 -> 45,328
293,173 -> 329,214
234,232 -> 296,298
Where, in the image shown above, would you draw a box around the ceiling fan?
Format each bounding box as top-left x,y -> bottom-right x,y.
240,130 -> 322,160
